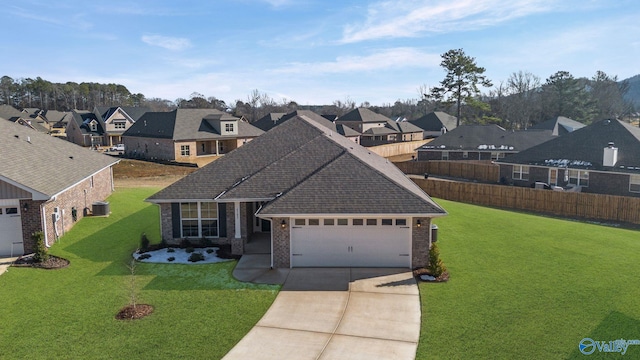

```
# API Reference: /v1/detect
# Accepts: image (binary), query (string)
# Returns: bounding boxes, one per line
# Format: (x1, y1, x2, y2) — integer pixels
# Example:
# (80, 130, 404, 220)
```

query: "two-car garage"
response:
(0, 200, 24, 257)
(290, 217, 412, 268)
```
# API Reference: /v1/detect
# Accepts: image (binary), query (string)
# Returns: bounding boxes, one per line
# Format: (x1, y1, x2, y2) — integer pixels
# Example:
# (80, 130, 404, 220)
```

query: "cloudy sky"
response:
(2, 0, 639, 106)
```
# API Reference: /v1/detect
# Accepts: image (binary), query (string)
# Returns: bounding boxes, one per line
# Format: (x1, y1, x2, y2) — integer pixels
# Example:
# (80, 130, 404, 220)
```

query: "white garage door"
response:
(290, 218, 411, 268)
(0, 201, 24, 257)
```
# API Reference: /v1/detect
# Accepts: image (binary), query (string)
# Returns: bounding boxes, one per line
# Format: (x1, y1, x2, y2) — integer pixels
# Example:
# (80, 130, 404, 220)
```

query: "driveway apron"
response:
(223, 267, 420, 360)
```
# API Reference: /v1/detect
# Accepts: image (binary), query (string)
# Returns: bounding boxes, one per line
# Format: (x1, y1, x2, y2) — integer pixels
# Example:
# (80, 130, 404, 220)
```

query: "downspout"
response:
(268, 218, 274, 269)
(41, 203, 49, 247)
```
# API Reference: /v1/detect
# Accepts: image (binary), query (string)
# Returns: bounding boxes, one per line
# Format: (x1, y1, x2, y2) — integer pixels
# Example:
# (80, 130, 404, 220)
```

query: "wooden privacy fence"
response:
(413, 178, 640, 225)
(395, 160, 500, 183)
(368, 140, 429, 158)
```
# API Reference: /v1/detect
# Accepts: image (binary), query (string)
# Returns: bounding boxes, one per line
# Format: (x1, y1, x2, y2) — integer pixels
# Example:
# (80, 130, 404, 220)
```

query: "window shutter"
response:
(171, 203, 181, 239)
(218, 203, 227, 237)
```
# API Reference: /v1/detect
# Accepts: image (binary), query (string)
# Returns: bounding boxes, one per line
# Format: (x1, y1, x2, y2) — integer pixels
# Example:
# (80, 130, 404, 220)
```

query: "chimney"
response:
(603, 142, 618, 167)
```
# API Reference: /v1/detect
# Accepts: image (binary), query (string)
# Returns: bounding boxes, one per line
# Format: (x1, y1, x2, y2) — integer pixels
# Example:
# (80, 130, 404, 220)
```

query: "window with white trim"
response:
(463, 151, 468, 159)
(225, 123, 234, 132)
(513, 165, 529, 180)
(114, 121, 126, 129)
(180, 145, 190, 156)
(630, 175, 640, 193)
(568, 170, 589, 187)
(294, 219, 305, 226)
(441, 151, 449, 160)
(180, 202, 218, 238)
(491, 152, 504, 160)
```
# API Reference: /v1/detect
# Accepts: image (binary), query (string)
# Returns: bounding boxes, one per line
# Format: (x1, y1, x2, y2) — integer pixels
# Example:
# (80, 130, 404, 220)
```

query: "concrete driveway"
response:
(223, 267, 420, 360)
(0, 257, 18, 276)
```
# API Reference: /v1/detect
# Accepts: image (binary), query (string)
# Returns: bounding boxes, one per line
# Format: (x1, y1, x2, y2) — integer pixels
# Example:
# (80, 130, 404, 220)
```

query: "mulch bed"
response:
(115, 304, 154, 320)
(12, 254, 70, 269)
(413, 267, 450, 282)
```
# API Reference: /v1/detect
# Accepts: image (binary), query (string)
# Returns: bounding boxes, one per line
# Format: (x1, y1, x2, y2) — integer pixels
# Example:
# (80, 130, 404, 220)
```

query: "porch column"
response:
(234, 201, 241, 238)
(216, 140, 220, 156)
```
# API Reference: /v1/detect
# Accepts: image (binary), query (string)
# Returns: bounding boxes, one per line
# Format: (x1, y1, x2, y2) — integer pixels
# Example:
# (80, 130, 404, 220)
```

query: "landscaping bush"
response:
(203, 238, 214, 247)
(185, 247, 195, 253)
(167, 257, 175, 262)
(206, 248, 214, 254)
(188, 253, 205, 262)
(167, 248, 175, 253)
(138, 254, 151, 260)
(140, 233, 150, 251)
(180, 238, 192, 248)
(32, 231, 49, 263)
(427, 243, 447, 277)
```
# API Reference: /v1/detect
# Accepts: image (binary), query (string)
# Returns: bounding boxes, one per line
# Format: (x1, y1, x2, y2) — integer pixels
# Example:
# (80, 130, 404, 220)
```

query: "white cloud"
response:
(272, 48, 440, 75)
(341, 0, 560, 43)
(141, 35, 192, 51)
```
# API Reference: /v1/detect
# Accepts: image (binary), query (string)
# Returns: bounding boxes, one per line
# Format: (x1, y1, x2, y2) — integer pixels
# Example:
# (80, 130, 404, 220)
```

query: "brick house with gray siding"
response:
(147, 115, 446, 269)
(0, 120, 118, 256)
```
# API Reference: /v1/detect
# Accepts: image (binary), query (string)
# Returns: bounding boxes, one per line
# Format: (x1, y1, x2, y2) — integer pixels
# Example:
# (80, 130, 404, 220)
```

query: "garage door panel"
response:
(0, 203, 24, 257)
(291, 224, 411, 268)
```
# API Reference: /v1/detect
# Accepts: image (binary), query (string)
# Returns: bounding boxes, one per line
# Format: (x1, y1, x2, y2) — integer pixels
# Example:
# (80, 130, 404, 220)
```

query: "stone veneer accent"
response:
(411, 217, 432, 268)
(272, 217, 290, 268)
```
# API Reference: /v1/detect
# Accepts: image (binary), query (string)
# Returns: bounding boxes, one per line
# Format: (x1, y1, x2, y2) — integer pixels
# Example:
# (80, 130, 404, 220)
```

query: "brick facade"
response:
(271, 217, 290, 268)
(19, 166, 114, 253)
(412, 217, 431, 268)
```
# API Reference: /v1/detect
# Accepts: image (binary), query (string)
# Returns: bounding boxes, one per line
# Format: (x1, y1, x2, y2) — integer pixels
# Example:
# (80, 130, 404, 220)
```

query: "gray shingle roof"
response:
(123, 109, 264, 141)
(337, 108, 392, 123)
(418, 124, 554, 152)
(0, 105, 24, 120)
(530, 116, 585, 135)
(148, 115, 445, 216)
(410, 112, 458, 132)
(252, 110, 360, 138)
(253, 113, 287, 131)
(71, 110, 104, 135)
(0, 120, 118, 198)
(498, 119, 640, 173)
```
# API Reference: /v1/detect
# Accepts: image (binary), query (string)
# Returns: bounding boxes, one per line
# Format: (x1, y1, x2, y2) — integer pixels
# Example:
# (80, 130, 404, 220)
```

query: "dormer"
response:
(220, 120, 238, 135)
(204, 113, 239, 135)
(89, 120, 98, 132)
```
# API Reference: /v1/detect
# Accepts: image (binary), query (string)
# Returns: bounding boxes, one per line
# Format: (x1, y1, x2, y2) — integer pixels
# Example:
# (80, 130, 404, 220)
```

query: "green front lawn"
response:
(417, 199, 640, 359)
(0, 188, 278, 360)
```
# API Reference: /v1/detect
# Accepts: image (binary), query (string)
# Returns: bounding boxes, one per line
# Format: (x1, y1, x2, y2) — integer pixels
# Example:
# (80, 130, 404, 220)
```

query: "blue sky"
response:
(2, 0, 639, 106)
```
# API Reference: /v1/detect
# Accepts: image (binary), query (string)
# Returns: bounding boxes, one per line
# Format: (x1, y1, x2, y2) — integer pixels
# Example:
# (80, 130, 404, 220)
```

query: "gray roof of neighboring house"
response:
(498, 119, 640, 174)
(0, 120, 118, 198)
(253, 110, 360, 138)
(148, 115, 445, 216)
(418, 124, 554, 152)
(42, 110, 71, 124)
(253, 113, 287, 132)
(337, 108, 392, 123)
(71, 110, 105, 135)
(529, 116, 586, 136)
(390, 120, 424, 134)
(122, 109, 264, 141)
(96, 106, 150, 122)
(0, 105, 25, 121)
(410, 111, 458, 132)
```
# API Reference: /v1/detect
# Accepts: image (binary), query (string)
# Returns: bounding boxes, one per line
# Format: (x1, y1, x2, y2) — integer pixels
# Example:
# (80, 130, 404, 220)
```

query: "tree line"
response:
(1, 54, 635, 128)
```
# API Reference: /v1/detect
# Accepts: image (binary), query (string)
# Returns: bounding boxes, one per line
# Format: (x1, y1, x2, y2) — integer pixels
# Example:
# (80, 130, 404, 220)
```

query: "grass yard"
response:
(0, 188, 278, 360)
(417, 199, 640, 359)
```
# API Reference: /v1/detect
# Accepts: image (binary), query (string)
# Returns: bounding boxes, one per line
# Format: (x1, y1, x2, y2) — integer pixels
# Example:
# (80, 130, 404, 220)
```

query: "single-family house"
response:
(335, 108, 423, 146)
(254, 110, 361, 143)
(0, 120, 118, 257)
(146, 114, 446, 268)
(0, 105, 50, 133)
(94, 106, 150, 147)
(122, 109, 264, 164)
(416, 124, 555, 161)
(496, 119, 640, 197)
(65, 110, 106, 148)
(409, 111, 458, 139)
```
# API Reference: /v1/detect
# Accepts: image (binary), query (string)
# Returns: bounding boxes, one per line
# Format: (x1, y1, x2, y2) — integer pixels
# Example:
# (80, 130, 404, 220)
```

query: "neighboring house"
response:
(416, 124, 555, 161)
(335, 108, 423, 146)
(0, 105, 49, 133)
(497, 119, 640, 197)
(65, 110, 106, 148)
(0, 120, 118, 257)
(146, 114, 446, 268)
(22, 108, 73, 138)
(94, 106, 150, 147)
(254, 110, 361, 143)
(529, 116, 585, 135)
(122, 109, 264, 164)
(409, 111, 458, 139)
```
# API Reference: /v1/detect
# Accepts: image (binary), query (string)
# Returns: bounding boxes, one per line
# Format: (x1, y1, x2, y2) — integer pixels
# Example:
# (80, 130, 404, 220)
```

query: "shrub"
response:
(203, 238, 214, 247)
(427, 243, 447, 277)
(185, 247, 195, 253)
(138, 254, 151, 260)
(206, 248, 214, 254)
(167, 257, 175, 262)
(140, 233, 150, 251)
(188, 253, 205, 262)
(180, 238, 192, 248)
(32, 231, 49, 263)
(167, 248, 175, 253)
